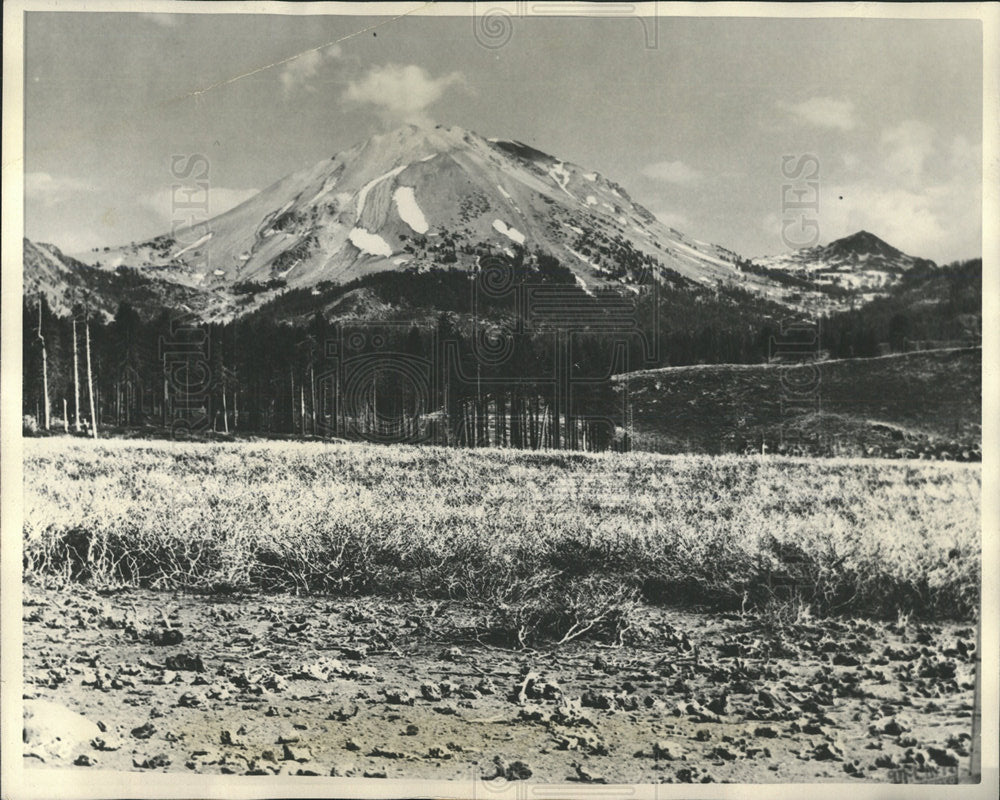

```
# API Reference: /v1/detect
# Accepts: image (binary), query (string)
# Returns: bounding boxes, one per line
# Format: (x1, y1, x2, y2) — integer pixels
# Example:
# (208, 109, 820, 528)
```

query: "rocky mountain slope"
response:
(745, 231, 938, 308)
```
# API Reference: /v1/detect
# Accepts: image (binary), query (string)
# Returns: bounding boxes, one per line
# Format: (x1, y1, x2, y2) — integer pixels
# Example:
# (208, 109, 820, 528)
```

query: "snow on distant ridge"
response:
(349, 227, 393, 257)
(492, 219, 525, 245)
(393, 186, 429, 234)
(172, 232, 212, 259)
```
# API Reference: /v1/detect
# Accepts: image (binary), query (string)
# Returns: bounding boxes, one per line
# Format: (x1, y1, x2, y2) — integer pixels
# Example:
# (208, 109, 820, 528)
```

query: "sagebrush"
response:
(22, 438, 980, 626)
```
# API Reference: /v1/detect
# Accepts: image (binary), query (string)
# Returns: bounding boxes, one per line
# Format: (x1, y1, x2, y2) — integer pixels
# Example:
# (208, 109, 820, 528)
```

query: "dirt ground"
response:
(21, 584, 977, 784)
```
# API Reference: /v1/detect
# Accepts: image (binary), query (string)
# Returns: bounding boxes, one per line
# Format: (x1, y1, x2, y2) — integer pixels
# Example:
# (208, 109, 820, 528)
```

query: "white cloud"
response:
(642, 160, 703, 184)
(342, 64, 463, 126)
(25, 172, 90, 207)
(139, 186, 258, 221)
(881, 120, 935, 185)
(279, 44, 342, 96)
(780, 97, 857, 131)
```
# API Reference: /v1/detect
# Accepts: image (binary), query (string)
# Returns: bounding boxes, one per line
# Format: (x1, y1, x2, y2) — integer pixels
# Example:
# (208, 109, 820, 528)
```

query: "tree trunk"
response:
(300, 381, 306, 437)
(310, 363, 316, 436)
(72, 318, 81, 432)
(62, 398, 68, 433)
(85, 315, 98, 438)
(37, 304, 50, 430)
(222, 380, 229, 434)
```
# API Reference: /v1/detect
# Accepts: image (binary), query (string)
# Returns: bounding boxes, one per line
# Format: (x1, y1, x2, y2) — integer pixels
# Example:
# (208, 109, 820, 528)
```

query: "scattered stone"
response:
(571, 761, 607, 783)
(404, 724, 419, 736)
(73, 754, 95, 767)
(328, 704, 359, 721)
(754, 726, 778, 738)
(148, 629, 184, 646)
(281, 743, 312, 762)
(653, 740, 674, 760)
(384, 689, 416, 706)
(133, 753, 171, 769)
(164, 653, 204, 672)
(131, 722, 157, 740)
(420, 683, 443, 702)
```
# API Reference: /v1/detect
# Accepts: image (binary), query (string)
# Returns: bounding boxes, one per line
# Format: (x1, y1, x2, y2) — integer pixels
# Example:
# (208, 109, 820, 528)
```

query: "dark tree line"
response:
(22, 255, 980, 450)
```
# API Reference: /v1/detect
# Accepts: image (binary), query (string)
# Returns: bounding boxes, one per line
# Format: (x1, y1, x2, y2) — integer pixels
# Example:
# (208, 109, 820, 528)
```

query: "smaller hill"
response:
(615, 347, 981, 460)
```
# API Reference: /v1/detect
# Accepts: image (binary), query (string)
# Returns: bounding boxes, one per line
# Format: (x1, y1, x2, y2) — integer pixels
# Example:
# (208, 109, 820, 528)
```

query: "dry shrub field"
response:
(20, 437, 982, 782)
(23, 437, 980, 633)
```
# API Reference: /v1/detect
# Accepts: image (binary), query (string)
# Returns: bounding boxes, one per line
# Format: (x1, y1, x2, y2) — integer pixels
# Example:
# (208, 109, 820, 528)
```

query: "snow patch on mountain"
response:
(349, 227, 393, 257)
(393, 186, 429, 234)
(356, 165, 408, 220)
(586, 195, 597, 206)
(549, 162, 575, 200)
(492, 219, 525, 245)
(172, 232, 212, 259)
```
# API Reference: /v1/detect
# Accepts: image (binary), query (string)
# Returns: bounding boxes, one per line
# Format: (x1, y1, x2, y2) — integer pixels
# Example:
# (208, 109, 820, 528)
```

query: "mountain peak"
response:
(826, 230, 901, 257)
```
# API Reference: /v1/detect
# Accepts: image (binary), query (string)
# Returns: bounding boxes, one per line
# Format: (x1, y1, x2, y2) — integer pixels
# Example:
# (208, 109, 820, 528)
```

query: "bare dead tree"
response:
(36, 303, 50, 430)
(85, 309, 98, 438)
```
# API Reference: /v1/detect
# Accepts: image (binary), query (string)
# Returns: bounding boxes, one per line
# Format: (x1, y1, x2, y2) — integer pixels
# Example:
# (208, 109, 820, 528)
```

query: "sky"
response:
(23, 10, 983, 264)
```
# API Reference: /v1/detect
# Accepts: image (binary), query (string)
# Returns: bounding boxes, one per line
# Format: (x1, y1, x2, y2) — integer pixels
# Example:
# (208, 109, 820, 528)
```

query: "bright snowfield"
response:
(492, 219, 526, 245)
(348, 227, 393, 257)
(393, 186, 429, 234)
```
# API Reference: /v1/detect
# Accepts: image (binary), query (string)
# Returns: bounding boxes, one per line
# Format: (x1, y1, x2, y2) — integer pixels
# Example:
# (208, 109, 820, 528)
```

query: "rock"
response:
(130, 722, 157, 740)
(23, 699, 102, 761)
(73, 754, 95, 766)
(571, 761, 606, 783)
(652, 740, 674, 760)
(327, 704, 359, 721)
(712, 744, 738, 761)
(90, 734, 123, 751)
(177, 691, 205, 708)
(486, 756, 532, 781)
(754, 726, 778, 738)
(384, 689, 416, 706)
(133, 753, 171, 769)
(344, 739, 361, 751)
(281, 743, 312, 762)
(404, 724, 419, 736)
(926, 747, 959, 768)
(581, 690, 614, 710)
(164, 653, 205, 672)
(812, 742, 844, 761)
(420, 683, 443, 702)
(148, 629, 184, 646)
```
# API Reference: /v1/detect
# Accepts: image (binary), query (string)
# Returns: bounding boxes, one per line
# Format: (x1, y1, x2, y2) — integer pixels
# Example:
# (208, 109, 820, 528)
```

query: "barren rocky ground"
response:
(22, 584, 977, 784)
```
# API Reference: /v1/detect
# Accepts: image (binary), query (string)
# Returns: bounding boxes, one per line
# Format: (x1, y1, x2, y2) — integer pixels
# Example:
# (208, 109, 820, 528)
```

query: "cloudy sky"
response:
(23, 11, 982, 263)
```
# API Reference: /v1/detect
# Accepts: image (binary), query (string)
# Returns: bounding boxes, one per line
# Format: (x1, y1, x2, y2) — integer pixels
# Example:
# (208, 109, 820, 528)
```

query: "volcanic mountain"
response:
(27, 126, 945, 321)
(66, 125, 751, 303)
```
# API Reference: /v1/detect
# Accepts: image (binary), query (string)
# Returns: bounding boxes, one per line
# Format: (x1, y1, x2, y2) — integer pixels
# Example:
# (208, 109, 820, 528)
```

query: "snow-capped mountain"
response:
(749, 230, 937, 296)
(71, 124, 750, 303)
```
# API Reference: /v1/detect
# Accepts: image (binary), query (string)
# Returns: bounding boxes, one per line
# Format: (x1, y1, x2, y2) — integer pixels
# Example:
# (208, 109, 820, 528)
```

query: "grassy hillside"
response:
(24, 438, 980, 628)
(616, 347, 980, 460)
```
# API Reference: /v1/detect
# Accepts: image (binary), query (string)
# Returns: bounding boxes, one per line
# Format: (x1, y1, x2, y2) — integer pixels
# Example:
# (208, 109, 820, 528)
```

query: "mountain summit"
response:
(73, 124, 745, 299)
(750, 230, 937, 297)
